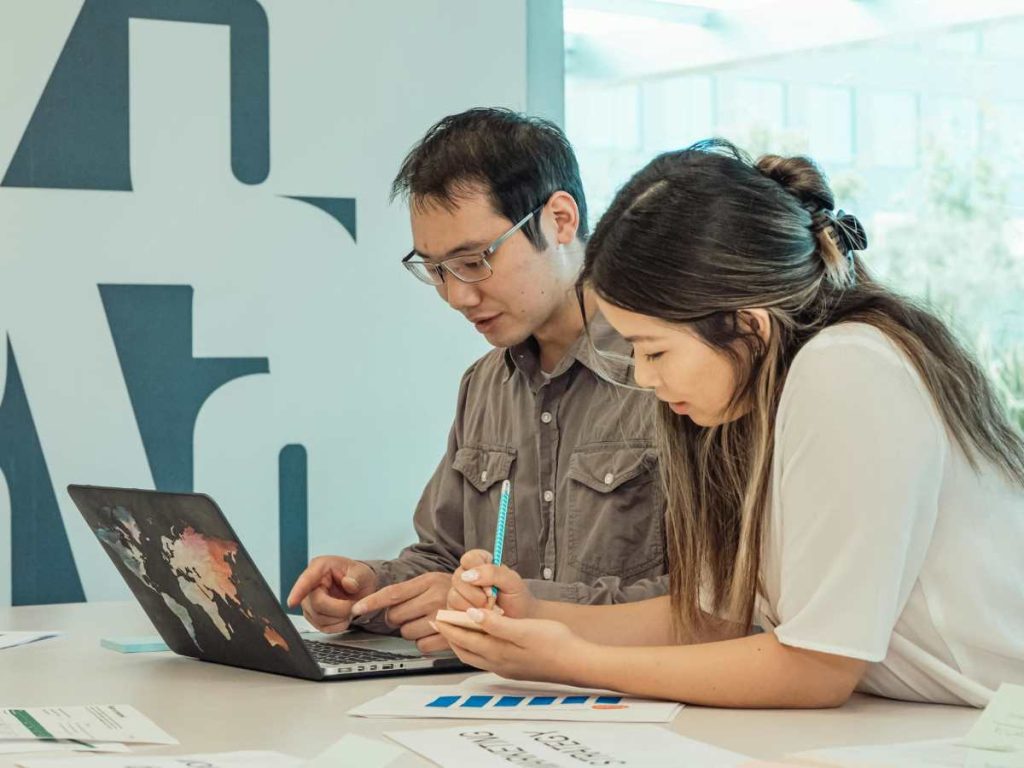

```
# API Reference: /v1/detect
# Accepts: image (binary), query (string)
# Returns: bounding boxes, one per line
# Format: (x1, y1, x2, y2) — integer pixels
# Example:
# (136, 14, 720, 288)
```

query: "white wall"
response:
(0, 0, 530, 604)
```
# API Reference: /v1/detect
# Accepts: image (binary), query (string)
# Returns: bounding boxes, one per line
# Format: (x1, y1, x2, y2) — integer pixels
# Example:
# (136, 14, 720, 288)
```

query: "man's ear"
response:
(738, 308, 772, 344)
(545, 190, 580, 246)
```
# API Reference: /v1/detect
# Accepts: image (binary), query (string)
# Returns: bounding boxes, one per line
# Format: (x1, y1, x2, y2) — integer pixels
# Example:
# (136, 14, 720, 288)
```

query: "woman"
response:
(433, 140, 1024, 708)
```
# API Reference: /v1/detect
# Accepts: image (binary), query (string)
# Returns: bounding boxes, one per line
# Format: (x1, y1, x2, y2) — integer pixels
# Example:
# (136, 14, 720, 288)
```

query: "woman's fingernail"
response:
(484, 552, 493, 563)
(467, 608, 484, 623)
(350, 602, 365, 616)
(428, 621, 439, 632)
(495, 606, 505, 616)
(461, 570, 479, 582)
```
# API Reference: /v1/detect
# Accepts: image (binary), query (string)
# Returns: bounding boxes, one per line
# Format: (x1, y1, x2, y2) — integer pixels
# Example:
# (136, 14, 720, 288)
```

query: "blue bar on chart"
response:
(424, 693, 625, 710)
(426, 696, 460, 708)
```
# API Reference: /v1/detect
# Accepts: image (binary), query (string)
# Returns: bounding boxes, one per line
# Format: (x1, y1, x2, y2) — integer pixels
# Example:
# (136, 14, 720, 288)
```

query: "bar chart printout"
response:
(348, 684, 684, 722)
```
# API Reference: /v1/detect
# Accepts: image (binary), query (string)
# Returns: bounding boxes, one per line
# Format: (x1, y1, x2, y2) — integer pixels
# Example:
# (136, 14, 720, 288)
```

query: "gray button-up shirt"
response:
(359, 315, 667, 629)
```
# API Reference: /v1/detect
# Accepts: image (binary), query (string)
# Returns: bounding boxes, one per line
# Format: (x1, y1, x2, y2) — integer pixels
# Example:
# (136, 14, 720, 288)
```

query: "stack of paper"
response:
(350, 674, 683, 723)
(387, 723, 751, 767)
(14, 752, 303, 768)
(0, 742, 130, 757)
(0, 705, 176, 757)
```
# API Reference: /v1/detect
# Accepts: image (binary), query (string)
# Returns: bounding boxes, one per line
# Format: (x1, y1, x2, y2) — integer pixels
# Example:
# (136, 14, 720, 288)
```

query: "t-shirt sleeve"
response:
(771, 329, 946, 661)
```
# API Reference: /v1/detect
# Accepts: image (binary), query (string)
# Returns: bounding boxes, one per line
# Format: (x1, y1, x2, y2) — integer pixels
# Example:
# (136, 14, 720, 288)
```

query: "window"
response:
(565, 1, 1024, 429)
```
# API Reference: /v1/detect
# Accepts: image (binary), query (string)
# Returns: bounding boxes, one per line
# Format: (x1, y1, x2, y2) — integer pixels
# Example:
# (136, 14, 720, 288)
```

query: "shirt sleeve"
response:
(354, 364, 476, 633)
(770, 329, 946, 661)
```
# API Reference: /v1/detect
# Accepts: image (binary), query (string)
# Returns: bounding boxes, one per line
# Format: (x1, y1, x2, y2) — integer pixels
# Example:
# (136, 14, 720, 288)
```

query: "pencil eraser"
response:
(100, 636, 170, 653)
(435, 609, 488, 632)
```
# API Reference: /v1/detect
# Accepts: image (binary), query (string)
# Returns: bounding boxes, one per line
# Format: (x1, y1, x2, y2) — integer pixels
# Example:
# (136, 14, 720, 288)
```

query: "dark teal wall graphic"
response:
(285, 197, 358, 242)
(99, 284, 269, 492)
(279, 444, 308, 611)
(2, 0, 270, 190)
(2, 1, 359, 605)
(0, 339, 86, 605)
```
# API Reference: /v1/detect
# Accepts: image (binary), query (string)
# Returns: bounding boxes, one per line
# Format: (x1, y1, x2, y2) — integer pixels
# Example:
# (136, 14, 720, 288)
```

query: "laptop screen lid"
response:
(68, 484, 323, 680)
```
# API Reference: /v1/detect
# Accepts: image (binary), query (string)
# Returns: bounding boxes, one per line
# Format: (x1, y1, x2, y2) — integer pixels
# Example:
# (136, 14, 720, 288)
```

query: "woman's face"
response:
(596, 297, 762, 427)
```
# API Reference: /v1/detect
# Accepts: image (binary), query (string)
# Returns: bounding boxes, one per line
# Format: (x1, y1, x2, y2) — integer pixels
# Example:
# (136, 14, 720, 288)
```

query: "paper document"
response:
(0, 705, 177, 745)
(350, 679, 682, 723)
(14, 751, 303, 768)
(0, 632, 60, 651)
(306, 734, 404, 768)
(0, 741, 130, 756)
(961, 683, 1024, 753)
(789, 737, 1024, 767)
(388, 723, 751, 768)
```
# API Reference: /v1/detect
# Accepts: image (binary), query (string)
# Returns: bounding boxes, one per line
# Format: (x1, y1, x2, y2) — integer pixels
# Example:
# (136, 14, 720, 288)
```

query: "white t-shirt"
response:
(755, 323, 1024, 707)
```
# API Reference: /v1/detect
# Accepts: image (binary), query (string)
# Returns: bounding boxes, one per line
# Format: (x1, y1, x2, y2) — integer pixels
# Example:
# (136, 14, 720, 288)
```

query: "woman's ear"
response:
(738, 308, 772, 345)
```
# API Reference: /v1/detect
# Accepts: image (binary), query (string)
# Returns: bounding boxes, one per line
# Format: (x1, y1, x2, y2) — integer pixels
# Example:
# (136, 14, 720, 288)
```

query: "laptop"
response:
(67, 484, 468, 681)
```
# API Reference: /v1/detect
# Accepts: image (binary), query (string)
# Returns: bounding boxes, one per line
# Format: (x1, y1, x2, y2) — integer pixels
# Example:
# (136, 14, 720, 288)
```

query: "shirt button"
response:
(543, 490, 554, 503)
(604, 472, 614, 485)
(542, 567, 553, 580)
(540, 411, 553, 424)
(481, 470, 488, 483)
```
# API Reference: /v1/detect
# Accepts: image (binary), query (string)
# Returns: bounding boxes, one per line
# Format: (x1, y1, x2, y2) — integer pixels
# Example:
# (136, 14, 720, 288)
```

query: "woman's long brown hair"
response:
(581, 139, 1024, 638)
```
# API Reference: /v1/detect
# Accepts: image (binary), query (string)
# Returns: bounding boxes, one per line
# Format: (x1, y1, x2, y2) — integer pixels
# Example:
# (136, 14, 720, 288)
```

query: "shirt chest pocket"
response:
(566, 442, 665, 580)
(452, 445, 518, 567)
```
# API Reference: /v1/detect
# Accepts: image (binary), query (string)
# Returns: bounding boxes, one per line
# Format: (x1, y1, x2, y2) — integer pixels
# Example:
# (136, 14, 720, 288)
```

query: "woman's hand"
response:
(434, 608, 598, 686)
(447, 549, 538, 620)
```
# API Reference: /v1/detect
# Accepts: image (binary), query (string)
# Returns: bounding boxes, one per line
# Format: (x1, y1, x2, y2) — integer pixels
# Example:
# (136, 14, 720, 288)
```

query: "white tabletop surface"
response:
(0, 601, 978, 766)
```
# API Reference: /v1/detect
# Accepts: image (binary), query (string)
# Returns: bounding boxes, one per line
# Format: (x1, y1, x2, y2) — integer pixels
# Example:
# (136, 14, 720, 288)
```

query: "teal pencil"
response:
(489, 479, 511, 607)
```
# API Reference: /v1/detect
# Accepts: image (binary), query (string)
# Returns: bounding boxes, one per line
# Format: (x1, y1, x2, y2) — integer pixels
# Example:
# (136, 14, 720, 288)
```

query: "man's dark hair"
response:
(391, 107, 588, 250)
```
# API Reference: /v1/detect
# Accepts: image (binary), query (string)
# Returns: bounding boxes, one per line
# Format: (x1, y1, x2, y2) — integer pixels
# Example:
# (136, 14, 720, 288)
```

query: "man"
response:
(288, 108, 665, 652)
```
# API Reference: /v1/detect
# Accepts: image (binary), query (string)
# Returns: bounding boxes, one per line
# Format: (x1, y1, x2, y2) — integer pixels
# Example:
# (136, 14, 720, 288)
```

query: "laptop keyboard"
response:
(304, 639, 417, 666)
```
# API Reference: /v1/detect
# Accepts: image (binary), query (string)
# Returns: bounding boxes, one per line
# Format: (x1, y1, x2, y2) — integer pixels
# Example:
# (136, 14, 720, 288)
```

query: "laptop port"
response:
(382, 664, 394, 670)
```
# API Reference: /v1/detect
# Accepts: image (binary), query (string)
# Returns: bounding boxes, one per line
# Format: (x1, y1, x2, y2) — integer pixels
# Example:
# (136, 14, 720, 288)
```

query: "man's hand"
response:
(287, 556, 378, 634)
(352, 572, 453, 654)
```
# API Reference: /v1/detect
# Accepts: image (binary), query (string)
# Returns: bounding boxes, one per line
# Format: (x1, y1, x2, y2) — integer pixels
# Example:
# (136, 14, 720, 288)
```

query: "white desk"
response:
(1, 601, 976, 765)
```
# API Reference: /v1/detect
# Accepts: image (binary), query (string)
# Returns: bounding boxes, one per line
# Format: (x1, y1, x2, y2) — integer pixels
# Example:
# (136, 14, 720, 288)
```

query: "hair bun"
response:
(755, 154, 834, 215)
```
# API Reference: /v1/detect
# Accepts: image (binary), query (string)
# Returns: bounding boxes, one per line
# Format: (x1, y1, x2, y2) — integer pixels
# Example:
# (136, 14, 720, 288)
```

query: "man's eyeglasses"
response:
(401, 205, 543, 286)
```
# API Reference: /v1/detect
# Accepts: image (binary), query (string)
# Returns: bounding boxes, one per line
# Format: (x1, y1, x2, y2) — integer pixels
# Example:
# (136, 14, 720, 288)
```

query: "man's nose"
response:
(443, 276, 482, 311)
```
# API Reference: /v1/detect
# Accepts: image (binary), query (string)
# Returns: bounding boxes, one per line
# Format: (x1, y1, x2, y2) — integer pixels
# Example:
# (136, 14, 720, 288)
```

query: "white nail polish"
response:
(461, 570, 479, 582)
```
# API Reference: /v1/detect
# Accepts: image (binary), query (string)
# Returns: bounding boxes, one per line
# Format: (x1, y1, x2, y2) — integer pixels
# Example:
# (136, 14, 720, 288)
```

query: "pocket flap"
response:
(453, 446, 516, 492)
(567, 443, 657, 493)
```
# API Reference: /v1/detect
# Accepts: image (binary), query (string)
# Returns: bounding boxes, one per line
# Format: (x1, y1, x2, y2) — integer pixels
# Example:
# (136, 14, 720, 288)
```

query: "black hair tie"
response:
(830, 210, 868, 254)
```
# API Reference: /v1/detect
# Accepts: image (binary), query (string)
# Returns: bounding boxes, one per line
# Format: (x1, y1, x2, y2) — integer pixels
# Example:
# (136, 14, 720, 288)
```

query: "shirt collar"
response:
(501, 310, 631, 384)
